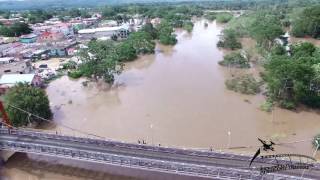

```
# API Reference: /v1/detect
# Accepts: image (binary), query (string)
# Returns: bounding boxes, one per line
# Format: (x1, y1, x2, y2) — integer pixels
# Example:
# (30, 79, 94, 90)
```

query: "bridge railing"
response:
(0, 139, 305, 180)
(1, 127, 318, 171)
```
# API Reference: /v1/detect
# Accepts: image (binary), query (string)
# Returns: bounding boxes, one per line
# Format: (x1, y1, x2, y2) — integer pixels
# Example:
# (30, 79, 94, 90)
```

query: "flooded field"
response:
(2, 20, 320, 179)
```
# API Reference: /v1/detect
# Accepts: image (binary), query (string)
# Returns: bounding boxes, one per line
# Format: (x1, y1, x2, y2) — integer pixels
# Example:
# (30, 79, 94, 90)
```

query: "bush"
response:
(68, 70, 83, 79)
(182, 21, 194, 33)
(260, 100, 274, 112)
(219, 51, 250, 68)
(225, 74, 261, 95)
(204, 12, 217, 21)
(62, 61, 77, 70)
(217, 29, 242, 50)
(279, 100, 296, 110)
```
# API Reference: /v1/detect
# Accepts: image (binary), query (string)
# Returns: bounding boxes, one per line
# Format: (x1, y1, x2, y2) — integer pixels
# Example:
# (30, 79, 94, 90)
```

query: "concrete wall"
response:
(0, 150, 15, 164)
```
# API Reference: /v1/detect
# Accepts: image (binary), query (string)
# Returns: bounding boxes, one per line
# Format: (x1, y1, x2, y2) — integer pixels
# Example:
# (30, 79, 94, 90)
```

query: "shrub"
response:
(68, 70, 83, 79)
(260, 100, 274, 112)
(217, 29, 242, 50)
(219, 51, 250, 68)
(216, 12, 233, 23)
(225, 74, 261, 95)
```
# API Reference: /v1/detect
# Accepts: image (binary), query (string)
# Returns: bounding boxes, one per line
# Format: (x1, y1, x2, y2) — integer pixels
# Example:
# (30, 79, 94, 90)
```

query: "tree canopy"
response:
(217, 29, 242, 50)
(291, 5, 320, 38)
(249, 12, 284, 49)
(78, 40, 123, 84)
(0, 22, 32, 37)
(4, 83, 52, 127)
(157, 20, 177, 45)
(264, 42, 320, 109)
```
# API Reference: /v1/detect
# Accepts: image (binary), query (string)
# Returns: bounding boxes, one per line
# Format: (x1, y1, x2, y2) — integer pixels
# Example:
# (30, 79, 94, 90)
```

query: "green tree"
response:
(217, 29, 242, 50)
(264, 45, 320, 109)
(249, 12, 284, 49)
(78, 39, 123, 84)
(157, 20, 177, 45)
(141, 23, 158, 39)
(0, 22, 32, 37)
(4, 83, 52, 127)
(116, 42, 137, 62)
(102, 6, 116, 18)
(216, 12, 233, 23)
(127, 31, 155, 54)
(182, 21, 194, 33)
(291, 5, 320, 38)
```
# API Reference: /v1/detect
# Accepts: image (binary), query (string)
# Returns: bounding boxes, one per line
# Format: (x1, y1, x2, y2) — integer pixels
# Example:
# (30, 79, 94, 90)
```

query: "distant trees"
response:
(217, 29, 242, 50)
(204, 12, 233, 23)
(204, 12, 217, 21)
(23, 10, 53, 24)
(291, 5, 320, 38)
(0, 22, 32, 37)
(4, 83, 52, 127)
(102, 6, 117, 18)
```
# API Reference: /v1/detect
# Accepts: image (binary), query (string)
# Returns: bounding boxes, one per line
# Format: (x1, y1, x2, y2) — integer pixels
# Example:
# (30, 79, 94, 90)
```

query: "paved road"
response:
(0, 128, 319, 179)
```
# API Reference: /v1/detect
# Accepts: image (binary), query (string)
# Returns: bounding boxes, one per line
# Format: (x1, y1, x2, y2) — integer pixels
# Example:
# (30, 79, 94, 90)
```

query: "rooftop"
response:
(0, 57, 15, 63)
(78, 24, 129, 34)
(20, 34, 38, 39)
(0, 74, 35, 85)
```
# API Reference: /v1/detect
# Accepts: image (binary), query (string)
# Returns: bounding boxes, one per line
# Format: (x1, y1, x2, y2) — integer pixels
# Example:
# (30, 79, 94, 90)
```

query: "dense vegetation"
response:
(4, 83, 52, 127)
(291, 5, 320, 38)
(248, 11, 284, 49)
(264, 42, 320, 109)
(157, 20, 177, 45)
(216, 12, 233, 23)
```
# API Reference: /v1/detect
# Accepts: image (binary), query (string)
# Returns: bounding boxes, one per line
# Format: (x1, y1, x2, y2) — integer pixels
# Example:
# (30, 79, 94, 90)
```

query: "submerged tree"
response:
(78, 39, 123, 84)
(157, 20, 177, 45)
(217, 29, 242, 50)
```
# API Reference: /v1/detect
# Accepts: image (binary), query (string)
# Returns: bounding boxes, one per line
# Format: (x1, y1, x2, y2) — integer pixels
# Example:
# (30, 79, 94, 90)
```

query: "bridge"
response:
(1, 127, 320, 179)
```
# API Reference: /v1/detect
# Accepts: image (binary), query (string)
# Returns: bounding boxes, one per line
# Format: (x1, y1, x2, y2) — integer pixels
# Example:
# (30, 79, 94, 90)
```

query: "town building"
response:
(19, 34, 38, 44)
(0, 74, 43, 93)
(78, 24, 130, 39)
(0, 57, 33, 75)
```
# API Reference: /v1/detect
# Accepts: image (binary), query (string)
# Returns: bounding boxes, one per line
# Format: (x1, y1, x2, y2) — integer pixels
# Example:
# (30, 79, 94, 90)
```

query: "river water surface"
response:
(2, 20, 320, 180)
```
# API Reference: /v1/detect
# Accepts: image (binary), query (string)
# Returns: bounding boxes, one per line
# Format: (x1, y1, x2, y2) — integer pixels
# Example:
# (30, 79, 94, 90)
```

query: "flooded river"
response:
(2, 20, 320, 179)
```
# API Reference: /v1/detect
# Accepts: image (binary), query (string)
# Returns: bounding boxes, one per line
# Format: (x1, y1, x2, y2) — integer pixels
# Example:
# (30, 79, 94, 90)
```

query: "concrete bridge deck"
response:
(0, 127, 319, 179)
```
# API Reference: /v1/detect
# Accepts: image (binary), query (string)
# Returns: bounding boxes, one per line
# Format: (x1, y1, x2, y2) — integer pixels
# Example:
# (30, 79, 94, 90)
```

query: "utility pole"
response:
(227, 130, 231, 149)
(0, 101, 12, 128)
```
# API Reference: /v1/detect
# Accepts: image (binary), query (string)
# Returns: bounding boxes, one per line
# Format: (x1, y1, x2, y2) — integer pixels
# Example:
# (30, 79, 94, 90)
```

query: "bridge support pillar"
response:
(0, 150, 15, 165)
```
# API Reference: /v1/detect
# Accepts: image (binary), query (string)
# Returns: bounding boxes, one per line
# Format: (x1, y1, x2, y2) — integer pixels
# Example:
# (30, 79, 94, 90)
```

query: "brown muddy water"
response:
(2, 20, 320, 180)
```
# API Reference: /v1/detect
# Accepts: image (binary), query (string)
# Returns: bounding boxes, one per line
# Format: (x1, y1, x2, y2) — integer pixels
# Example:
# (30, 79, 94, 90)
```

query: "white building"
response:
(78, 24, 130, 39)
